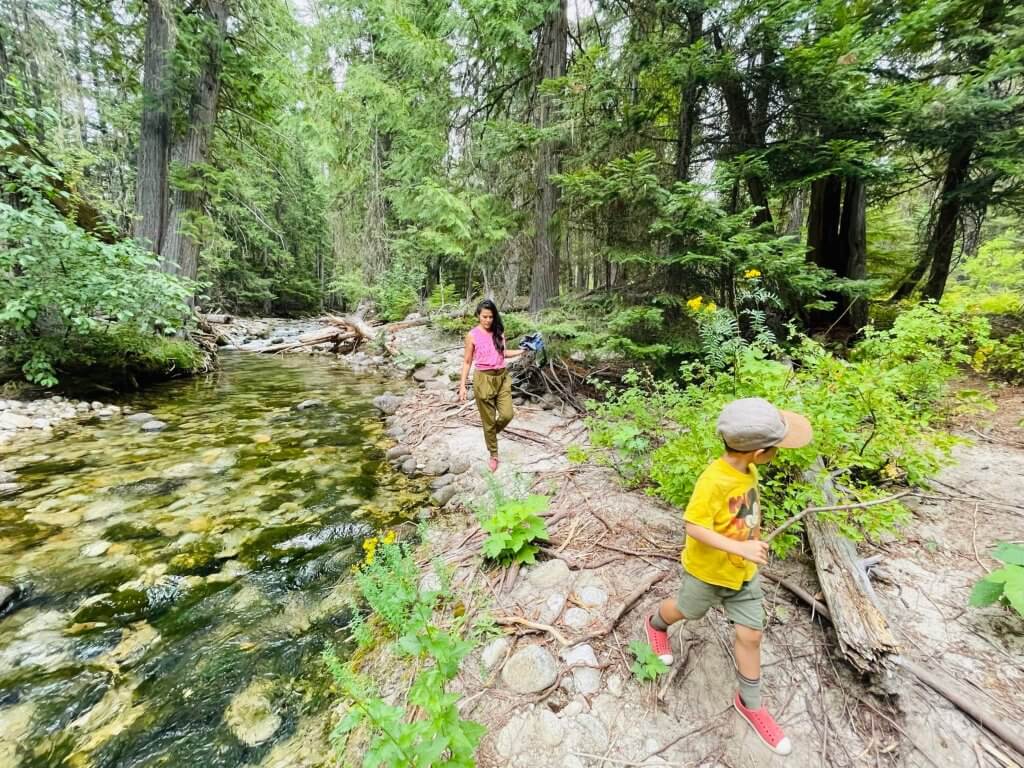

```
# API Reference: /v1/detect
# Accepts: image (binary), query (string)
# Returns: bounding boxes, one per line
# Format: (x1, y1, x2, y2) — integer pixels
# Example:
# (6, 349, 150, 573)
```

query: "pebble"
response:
(576, 585, 608, 608)
(538, 592, 567, 624)
(501, 645, 558, 694)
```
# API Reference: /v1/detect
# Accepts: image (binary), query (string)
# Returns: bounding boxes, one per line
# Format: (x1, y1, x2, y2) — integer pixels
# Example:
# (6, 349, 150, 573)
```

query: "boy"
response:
(644, 397, 812, 756)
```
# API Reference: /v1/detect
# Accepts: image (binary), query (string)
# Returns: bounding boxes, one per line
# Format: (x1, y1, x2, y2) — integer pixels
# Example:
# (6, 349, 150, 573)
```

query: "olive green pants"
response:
(473, 368, 513, 457)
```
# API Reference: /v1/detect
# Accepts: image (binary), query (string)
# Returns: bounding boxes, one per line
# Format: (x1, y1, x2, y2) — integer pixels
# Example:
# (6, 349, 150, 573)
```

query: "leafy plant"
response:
(628, 640, 668, 681)
(969, 543, 1024, 618)
(352, 537, 420, 635)
(479, 491, 550, 566)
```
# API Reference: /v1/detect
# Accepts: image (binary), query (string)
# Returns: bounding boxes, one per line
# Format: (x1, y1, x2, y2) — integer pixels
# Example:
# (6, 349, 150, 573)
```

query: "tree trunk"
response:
(838, 178, 868, 330)
(674, 9, 704, 184)
(160, 0, 228, 285)
(529, 0, 567, 313)
(782, 188, 805, 237)
(920, 137, 976, 302)
(806, 175, 843, 272)
(133, 0, 174, 254)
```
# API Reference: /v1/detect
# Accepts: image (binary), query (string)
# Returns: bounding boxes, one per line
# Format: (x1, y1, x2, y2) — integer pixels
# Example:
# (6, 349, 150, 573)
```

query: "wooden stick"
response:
(764, 491, 913, 544)
(494, 615, 571, 646)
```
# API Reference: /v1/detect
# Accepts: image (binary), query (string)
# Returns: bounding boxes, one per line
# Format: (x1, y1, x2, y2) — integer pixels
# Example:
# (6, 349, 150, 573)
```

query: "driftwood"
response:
(802, 464, 898, 677)
(200, 313, 234, 325)
(763, 572, 1024, 761)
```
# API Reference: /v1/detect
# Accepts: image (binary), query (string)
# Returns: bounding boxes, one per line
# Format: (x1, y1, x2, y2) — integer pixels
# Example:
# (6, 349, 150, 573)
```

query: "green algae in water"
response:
(0, 353, 418, 767)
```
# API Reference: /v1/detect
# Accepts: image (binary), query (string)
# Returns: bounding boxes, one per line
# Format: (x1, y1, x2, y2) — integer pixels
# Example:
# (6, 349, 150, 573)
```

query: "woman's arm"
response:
(458, 334, 474, 401)
(685, 522, 769, 565)
(504, 348, 524, 359)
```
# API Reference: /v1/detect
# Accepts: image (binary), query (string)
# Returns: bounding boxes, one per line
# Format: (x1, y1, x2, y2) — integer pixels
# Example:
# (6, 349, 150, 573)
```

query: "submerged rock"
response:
(125, 412, 155, 423)
(141, 420, 168, 432)
(111, 477, 184, 498)
(225, 680, 282, 746)
(104, 522, 161, 541)
(167, 539, 221, 576)
(73, 589, 150, 625)
(0, 583, 20, 614)
(295, 399, 324, 410)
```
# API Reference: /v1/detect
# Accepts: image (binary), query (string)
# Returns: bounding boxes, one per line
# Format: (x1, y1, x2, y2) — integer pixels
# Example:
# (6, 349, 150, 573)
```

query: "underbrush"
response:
(584, 304, 992, 554)
(324, 534, 489, 767)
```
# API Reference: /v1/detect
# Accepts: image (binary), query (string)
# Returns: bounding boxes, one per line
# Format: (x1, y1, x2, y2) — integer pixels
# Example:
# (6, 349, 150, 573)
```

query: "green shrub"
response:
(969, 543, 1024, 619)
(476, 479, 550, 566)
(353, 536, 419, 635)
(589, 304, 989, 554)
(983, 332, 1024, 384)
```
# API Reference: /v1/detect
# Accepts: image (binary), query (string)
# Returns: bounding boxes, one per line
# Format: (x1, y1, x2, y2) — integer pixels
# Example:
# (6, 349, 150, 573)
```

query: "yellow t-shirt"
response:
(682, 458, 761, 590)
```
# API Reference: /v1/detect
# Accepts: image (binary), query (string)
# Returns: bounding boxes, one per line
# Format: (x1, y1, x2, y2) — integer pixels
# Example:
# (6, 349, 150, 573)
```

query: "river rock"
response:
(424, 380, 450, 391)
(430, 474, 454, 490)
(81, 540, 112, 558)
(563, 607, 591, 630)
(0, 482, 24, 498)
(501, 644, 558, 694)
(421, 458, 449, 476)
(538, 592, 567, 624)
(0, 583, 19, 613)
(32, 418, 51, 430)
(528, 559, 572, 590)
(225, 680, 281, 747)
(430, 485, 457, 507)
(412, 365, 437, 382)
(0, 470, 15, 483)
(448, 458, 471, 475)
(126, 412, 154, 423)
(481, 637, 511, 670)
(0, 412, 32, 429)
(386, 445, 410, 460)
(561, 644, 601, 695)
(295, 399, 324, 410)
(104, 522, 161, 541)
(102, 622, 160, 669)
(384, 426, 405, 439)
(576, 585, 608, 608)
(141, 420, 168, 432)
(372, 393, 401, 415)
(400, 458, 417, 475)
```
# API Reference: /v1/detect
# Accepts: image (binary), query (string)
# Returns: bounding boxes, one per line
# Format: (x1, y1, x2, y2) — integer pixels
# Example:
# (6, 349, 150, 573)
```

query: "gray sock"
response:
(738, 672, 761, 709)
(650, 608, 669, 631)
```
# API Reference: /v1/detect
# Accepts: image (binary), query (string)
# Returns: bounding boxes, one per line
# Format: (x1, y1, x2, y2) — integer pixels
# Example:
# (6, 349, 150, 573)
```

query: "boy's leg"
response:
(645, 572, 713, 664)
(725, 577, 791, 755)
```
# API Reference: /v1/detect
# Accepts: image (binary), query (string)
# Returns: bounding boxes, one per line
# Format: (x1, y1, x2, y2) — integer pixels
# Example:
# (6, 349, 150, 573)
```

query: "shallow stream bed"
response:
(0, 353, 424, 767)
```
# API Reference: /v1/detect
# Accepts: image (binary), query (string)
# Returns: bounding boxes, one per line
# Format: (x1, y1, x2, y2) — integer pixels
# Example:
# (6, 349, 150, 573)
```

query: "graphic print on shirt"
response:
(725, 485, 761, 568)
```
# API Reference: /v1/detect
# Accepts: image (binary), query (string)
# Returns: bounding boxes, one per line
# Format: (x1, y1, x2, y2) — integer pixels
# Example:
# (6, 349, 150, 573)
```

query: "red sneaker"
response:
(643, 615, 673, 665)
(488, 457, 499, 472)
(734, 692, 792, 755)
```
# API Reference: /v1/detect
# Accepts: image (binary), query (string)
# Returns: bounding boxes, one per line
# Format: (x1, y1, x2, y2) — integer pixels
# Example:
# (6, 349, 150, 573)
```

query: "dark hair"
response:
(476, 299, 505, 354)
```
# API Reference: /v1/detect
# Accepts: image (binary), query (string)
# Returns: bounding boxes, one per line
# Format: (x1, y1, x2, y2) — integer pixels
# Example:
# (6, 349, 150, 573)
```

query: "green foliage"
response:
(352, 538, 420, 636)
(628, 640, 668, 682)
(983, 333, 1024, 384)
(969, 543, 1024, 619)
(589, 304, 988, 553)
(327, 536, 485, 766)
(0, 102, 197, 386)
(479, 489, 550, 566)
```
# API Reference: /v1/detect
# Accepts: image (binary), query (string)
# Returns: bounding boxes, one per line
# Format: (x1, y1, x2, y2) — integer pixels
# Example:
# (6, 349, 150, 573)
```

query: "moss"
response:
(166, 539, 221, 576)
(73, 589, 150, 624)
(104, 522, 161, 541)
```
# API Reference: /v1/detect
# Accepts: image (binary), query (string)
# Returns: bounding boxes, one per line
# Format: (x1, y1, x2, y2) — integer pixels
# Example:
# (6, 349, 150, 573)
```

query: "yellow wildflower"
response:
(686, 296, 703, 311)
(362, 537, 378, 565)
(744, 269, 762, 279)
(382, 530, 397, 545)
(704, 302, 717, 313)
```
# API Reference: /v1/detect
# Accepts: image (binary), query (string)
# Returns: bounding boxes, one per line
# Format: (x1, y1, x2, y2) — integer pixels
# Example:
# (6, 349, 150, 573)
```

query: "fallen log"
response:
(802, 464, 898, 677)
(201, 313, 234, 325)
(763, 572, 1024, 762)
(259, 326, 357, 353)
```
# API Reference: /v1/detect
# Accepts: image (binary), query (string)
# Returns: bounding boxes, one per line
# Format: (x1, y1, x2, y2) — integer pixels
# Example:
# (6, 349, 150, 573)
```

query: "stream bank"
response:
(344, 320, 1024, 768)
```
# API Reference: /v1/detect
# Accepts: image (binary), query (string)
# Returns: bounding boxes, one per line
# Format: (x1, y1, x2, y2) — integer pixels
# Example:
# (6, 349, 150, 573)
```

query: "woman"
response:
(458, 300, 523, 471)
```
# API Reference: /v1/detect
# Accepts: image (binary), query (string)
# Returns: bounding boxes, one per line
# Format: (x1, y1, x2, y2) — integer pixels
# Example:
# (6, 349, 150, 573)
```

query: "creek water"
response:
(0, 353, 425, 767)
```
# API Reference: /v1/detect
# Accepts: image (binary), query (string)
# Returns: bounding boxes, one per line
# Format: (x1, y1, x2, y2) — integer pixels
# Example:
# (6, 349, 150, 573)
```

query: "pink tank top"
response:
(470, 326, 506, 371)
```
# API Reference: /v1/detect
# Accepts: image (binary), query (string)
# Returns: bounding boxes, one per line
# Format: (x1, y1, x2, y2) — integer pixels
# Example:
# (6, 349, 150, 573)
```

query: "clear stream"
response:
(0, 353, 425, 767)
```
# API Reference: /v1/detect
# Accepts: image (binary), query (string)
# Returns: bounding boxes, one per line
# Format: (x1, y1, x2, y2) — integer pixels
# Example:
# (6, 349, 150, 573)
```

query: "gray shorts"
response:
(676, 570, 765, 630)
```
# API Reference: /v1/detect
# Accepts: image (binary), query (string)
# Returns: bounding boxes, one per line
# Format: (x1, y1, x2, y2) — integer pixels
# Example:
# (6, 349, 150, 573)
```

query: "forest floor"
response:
(332, 321, 1024, 768)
